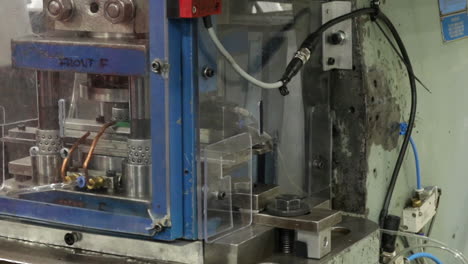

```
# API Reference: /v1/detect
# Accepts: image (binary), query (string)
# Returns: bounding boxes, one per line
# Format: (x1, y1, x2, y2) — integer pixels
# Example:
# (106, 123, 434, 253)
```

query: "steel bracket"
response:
(322, 1, 353, 71)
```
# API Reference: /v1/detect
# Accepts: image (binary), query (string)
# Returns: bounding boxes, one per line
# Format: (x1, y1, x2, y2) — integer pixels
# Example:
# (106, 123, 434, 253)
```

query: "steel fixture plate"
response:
(255, 208, 342, 233)
(322, 1, 353, 71)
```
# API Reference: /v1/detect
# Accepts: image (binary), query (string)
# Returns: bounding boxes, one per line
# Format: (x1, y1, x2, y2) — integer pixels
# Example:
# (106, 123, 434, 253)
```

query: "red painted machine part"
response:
(178, 0, 222, 18)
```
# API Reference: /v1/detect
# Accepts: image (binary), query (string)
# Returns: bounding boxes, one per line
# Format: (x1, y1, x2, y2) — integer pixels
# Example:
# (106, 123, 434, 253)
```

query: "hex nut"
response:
(275, 194, 302, 211)
(104, 0, 135, 24)
(46, 0, 74, 21)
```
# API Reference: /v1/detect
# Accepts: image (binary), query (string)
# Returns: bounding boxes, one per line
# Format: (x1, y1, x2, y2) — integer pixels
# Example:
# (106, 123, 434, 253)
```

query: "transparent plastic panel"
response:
(203, 133, 252, 242)
(198, 1, 329, 237)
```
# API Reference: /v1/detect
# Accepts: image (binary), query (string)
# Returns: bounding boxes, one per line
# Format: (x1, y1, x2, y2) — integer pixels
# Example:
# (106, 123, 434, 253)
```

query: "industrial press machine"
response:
(0, 1, 380, 263)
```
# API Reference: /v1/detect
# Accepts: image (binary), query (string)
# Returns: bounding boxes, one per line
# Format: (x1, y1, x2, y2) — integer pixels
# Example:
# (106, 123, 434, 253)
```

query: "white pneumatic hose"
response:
(207, 28, 284, 90)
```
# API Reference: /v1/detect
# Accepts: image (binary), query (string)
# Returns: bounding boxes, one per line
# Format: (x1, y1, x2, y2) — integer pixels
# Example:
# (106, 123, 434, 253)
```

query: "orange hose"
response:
(61, 131, 91, 181)
(82, 121, 116, 180)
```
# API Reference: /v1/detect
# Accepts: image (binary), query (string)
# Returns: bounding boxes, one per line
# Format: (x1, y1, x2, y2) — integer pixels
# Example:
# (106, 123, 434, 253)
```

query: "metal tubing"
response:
(37, 71, 60, 130)
(129, 77, 150, 139)
(61, 132, 90, 181)
(83, 121, 116, 180)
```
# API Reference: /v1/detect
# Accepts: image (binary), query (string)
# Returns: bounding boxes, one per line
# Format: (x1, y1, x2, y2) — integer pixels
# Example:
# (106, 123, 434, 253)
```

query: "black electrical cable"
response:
(205, 5, 418, 229)
(276, 7, 418, 228)
(280, 8, 378, 84)
(374, 11, 417, 228)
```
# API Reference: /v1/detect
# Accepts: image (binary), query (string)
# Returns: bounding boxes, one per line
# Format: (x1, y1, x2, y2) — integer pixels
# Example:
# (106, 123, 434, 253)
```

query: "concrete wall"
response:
(354, 0, 468, 254)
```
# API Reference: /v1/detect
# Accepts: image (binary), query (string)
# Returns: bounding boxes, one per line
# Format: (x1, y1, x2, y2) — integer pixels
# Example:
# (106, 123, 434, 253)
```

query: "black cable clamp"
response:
(279, 85, 290, 96)
(370, 1, 380, 21)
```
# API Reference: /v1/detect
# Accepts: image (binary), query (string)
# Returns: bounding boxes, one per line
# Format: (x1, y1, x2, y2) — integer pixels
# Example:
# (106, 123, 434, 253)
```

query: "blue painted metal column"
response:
(181, 19, 199, 239)
(149, 0, 199, 240)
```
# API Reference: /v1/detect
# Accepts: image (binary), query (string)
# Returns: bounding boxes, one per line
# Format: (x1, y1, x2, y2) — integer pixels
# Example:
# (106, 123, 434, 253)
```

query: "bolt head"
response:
(106, 3, 121, 18)
(46, 0, 74, 21)
(154, 224, 163, 233)
(104, 0, 135, 24)
(192, 6, 197, 14)
(203, 67, 215, 78)
(329, 31, 347, 45)
(48, 1, 62, 15)
(275, 194, 302, 211)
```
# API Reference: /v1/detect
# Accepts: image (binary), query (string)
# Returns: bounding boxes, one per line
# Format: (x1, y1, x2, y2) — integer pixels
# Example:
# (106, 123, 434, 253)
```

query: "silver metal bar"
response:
(129, 77, 150, 139)
(58, 99, 66, 137)
(37, 71, 60, 130)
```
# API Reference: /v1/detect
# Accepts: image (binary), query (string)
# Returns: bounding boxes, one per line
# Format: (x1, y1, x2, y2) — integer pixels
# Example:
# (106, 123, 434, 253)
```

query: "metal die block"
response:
(322, 1, 353, 71)
(296, 228, 332, 259)
(255, 208, 342, 233)
(204, 225, 275, 264)
(233, 184, 280, 211)
(44, 0, 149, 34)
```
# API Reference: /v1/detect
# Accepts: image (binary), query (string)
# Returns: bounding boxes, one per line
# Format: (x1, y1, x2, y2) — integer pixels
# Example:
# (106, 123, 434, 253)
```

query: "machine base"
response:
(0, 218, 203, 264)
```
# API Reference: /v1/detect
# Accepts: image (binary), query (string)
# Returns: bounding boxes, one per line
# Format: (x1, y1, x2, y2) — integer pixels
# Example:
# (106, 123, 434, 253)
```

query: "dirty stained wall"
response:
(353, 0, 468, 255)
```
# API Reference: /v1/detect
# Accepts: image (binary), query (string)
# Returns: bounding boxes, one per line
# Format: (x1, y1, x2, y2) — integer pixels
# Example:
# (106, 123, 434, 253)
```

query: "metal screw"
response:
(418, 212, 423, 216)
(46, 0, 74, 21)
(48, 0, 61, 15)
(312, 159, 324, 169)
(106, 3, 121, 18)
(202, 67, 215, 78)
(151, 60, 161, 73)
(104, 0, 135, 24)
(217, 192, 226, 200)
(323, 236, 329, 248)
(327, 57, 336, 66)
(412, 213, 417, 218)
(329, 31, 347, 45)
(154, 224, 163, 233)
(192, 6, 197, 14)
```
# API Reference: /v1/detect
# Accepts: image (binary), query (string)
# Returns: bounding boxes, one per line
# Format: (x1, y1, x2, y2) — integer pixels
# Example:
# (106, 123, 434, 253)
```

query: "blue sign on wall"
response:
(441, 13, 468, 41)
(439, 0, 467, 16)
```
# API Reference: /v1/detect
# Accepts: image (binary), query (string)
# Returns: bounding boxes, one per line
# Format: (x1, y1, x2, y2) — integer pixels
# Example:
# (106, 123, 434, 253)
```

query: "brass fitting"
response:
(87, 176, 106, 190)
(64, 173, 79, 184)
(411, 198, 422, 208)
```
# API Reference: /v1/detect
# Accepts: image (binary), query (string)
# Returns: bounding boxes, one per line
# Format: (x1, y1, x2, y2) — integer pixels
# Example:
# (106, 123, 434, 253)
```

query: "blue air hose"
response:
(400, 123, 422, 190)
(407, 252, 443, 264)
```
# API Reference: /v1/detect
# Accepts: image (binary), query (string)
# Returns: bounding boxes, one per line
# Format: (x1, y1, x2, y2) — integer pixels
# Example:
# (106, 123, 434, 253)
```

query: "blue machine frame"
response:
(0, 0, 199, 241)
